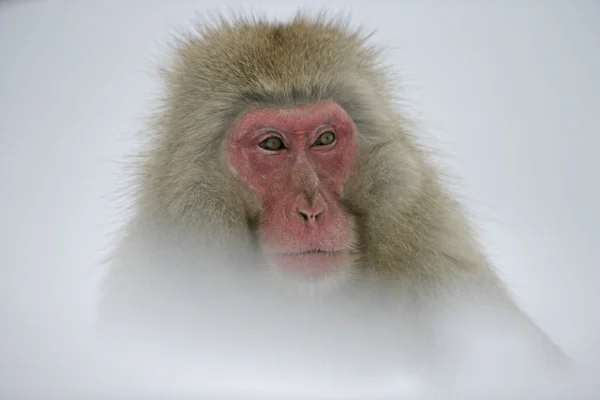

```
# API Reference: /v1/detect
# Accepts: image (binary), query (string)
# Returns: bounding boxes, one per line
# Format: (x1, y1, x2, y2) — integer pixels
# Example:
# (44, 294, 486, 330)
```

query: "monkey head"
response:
(138, 16, 425, 289)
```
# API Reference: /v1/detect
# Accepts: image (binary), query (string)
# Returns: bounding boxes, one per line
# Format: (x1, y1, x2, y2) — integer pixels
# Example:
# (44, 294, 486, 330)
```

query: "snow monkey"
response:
(99, 13, 570, 391)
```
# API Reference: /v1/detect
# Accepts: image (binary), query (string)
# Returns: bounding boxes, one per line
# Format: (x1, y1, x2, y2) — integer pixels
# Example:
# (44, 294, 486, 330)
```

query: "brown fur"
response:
(100, 13, 566, 365)
(134, 14, 495, 293)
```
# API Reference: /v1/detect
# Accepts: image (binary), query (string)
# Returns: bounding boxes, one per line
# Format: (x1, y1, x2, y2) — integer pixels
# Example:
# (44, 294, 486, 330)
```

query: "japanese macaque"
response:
(99, 13, 570, 394)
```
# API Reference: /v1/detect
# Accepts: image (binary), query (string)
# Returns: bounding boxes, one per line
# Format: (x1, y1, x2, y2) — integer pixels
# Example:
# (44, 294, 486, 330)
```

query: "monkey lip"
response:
(272, 249, 348, 277)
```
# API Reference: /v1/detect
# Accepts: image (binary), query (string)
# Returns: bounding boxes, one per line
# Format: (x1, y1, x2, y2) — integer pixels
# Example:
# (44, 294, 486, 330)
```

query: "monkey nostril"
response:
(298, 210, 309, 221)
(296, 208, 324, 224)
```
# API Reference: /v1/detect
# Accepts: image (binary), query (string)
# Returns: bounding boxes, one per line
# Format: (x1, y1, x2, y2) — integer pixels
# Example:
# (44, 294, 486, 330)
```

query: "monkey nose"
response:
(296, 207, 324, 226)
(293, 192, 326, 226)
(294, 195, 325, 226)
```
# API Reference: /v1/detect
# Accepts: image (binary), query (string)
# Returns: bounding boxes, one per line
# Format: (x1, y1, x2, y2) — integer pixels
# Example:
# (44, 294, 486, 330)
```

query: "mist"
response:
(1, 0, 599, 398)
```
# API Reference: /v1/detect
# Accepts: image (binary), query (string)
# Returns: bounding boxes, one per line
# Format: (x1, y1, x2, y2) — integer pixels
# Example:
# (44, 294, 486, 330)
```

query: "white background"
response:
(1, 0, 598, 396)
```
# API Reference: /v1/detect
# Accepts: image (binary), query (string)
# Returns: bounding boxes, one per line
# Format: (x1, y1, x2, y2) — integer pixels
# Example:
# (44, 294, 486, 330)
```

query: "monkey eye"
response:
(259, 136, 285, 151)
(313, 131, 336, 146)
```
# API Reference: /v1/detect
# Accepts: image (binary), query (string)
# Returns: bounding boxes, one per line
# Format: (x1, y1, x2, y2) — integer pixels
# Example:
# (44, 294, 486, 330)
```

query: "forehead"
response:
(229, 100, 354, 137)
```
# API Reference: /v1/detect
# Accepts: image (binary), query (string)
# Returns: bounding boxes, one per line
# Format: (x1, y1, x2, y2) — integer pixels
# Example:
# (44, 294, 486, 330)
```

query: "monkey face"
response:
(226, 100, 359, 282)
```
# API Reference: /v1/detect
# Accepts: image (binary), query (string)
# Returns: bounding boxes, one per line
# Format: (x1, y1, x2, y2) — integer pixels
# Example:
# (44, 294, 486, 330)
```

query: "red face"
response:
(226, 101, 358, 280)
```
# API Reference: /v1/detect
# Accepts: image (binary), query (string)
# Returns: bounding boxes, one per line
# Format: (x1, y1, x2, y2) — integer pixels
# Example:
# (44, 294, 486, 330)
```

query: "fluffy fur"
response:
(121, 14, 495, 291)
(99, 13, 567, 372)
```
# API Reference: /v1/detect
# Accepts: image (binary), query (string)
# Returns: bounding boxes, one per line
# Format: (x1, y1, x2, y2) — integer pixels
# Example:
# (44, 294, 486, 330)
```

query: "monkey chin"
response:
(275, 250, 347, 277)
(263, 250, 357, 297)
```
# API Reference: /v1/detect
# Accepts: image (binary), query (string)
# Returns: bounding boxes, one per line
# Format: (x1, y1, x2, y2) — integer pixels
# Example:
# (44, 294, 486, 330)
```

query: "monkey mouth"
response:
(276, 249, 344, 256)
(271, 249, 348, 277)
